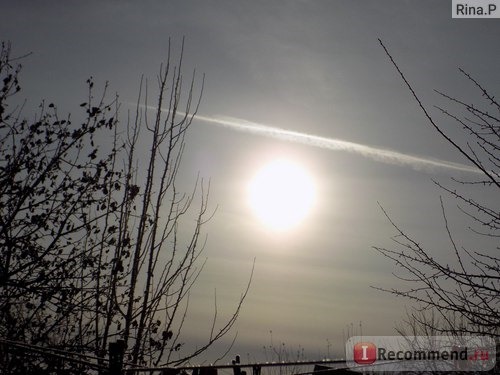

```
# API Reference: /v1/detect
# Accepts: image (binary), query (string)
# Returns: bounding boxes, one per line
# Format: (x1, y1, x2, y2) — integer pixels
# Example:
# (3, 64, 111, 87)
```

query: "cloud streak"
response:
(193, 114, 481, 174)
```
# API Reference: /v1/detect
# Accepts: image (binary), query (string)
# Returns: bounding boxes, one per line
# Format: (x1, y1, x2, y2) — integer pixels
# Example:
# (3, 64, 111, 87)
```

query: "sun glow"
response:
(248, 159, 316, 231)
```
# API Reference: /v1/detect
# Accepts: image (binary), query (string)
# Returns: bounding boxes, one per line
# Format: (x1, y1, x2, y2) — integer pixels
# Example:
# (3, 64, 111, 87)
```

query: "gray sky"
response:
(2, 0, 499, 363)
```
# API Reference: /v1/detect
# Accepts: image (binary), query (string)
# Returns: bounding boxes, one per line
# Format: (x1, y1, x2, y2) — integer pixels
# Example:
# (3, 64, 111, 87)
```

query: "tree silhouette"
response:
(0, 41, 252, 374)
(374, 40, 499, 339)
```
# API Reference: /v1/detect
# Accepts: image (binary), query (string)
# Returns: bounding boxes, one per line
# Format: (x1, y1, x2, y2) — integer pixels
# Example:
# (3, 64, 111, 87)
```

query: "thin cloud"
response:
(135, 102, 480, 174)
(193, 114, 481, 174)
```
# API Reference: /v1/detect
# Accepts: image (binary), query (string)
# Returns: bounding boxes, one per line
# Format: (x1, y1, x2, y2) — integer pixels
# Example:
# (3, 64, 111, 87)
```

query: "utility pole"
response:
(109, 340, 125, 375)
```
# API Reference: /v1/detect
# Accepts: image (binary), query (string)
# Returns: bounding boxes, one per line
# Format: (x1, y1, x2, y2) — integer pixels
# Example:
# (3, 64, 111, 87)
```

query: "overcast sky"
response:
(2, 0, 499, 363)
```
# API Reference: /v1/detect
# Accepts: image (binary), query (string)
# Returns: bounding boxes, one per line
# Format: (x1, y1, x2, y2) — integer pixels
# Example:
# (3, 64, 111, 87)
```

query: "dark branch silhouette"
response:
(374, 40, 499, 338)
(0, 40, 252, 374)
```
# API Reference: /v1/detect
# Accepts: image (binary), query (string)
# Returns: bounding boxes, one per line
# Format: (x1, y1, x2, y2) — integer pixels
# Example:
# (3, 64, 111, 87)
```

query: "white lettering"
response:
(361, 345, 368, 361)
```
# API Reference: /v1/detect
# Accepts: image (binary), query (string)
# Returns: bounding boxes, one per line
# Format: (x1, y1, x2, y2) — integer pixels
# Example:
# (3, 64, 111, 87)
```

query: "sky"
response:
(1, 0, 499, 365)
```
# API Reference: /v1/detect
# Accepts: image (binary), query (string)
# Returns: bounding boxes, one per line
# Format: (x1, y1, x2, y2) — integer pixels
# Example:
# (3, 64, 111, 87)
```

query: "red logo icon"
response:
(353, 342, 377, 364)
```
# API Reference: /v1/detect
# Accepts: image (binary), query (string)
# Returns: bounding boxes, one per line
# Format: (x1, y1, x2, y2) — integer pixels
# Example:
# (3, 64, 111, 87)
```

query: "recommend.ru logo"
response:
(346, 336, 496, 372)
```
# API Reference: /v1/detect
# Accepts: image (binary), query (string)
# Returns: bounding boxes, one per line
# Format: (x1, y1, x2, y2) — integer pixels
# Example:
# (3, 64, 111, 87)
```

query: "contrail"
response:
(192, 114, 481, 174)
(135, 102, 480, 174)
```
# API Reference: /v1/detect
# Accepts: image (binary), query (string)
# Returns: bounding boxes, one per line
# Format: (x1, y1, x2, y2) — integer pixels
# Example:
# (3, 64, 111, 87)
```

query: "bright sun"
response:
(248, 159, 316, 231)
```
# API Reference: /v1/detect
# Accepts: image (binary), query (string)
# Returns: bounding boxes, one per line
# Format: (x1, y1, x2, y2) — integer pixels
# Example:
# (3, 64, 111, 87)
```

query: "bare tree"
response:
(0, 40, 252, 374)
(373, 39, 499, 339)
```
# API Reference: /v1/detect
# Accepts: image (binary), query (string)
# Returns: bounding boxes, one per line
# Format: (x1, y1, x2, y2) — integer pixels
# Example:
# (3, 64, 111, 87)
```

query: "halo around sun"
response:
(248, 159, 316, 231)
